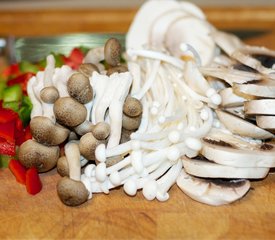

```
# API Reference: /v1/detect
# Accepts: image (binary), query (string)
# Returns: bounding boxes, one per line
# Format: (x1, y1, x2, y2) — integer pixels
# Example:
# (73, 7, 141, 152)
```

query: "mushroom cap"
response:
(92, 122, 110, 140)
(57, 177, 89, 207)
(104, 38, 122, 67)
(30, 116, 70, 145)
(122, 114, 142, 131)
(123, 96, 143, 117)
(67, 72, 93, 104)
(106, 65, 128, 76)
(79, 132, 104, 160)
(40, 86, 60, 104)
(57, 156, 69, 177)
(18, 139, 59, 172)
(78, 63, 99, 77)
(54, 97, 87, 127)
(120, 128, 132, 144)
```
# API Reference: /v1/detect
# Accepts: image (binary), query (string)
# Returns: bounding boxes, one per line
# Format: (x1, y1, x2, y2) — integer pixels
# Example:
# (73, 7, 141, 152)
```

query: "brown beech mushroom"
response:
(104, 38, 122, 67)
(78, 63, 99, 77)
(18, 139, 59, 172)
(79, 132, 104, 160)
(57, 142, 89, 206)
(122, 114, 142, 131)
(106, 65, 128, 76)
(67, 72, 93, 104)
(40, 86, 60, 104)
(92, 122, 111, 140)
(30, 116, 70, 145)
(123, 96, 143, 117)
(54, 97, 87, 127)
(57, 156, 69, 177)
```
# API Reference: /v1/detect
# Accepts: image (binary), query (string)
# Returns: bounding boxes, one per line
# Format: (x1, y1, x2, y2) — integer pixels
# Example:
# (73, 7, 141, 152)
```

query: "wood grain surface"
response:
(0, 7, 275, 240)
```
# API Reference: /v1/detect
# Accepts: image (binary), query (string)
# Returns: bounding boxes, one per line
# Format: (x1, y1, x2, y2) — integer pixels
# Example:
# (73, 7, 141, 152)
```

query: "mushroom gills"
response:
(177, 169, 250, 206)
(201, 132, 275, 167)
(182, 156, 269, 179)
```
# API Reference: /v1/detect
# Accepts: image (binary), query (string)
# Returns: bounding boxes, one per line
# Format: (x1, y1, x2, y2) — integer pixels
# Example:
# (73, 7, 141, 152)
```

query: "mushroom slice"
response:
(256, 115, 275, 131)
(182, 156, 269, 179)
(211, 30, 244, 56)
(233, 80, 275, 99)
(176, 169, 250, 206)
(244, 99, 275, 115)
(149, 9, 190, 49)
(219, 87, 245, 108)
(30, 116, 70, 145)
(126, 0, 181, 50)
(216, 109, 274, 139)
(164, 16, 215, 66)
(200, 67, 262, 85)
(201, 132, 275, 167)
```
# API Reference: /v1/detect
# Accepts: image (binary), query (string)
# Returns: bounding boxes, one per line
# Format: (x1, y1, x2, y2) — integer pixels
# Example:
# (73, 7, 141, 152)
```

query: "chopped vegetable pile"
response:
(2, 0, 275, 206)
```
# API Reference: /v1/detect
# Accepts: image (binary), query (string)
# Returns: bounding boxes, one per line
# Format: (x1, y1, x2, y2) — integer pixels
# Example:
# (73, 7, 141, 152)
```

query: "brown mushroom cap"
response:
(123, 96, 143, 117)
(18, 139, 60, 172)
(122, 114, 142, 131)
(30, 116, 70, 145)
(67, 73, 93, 104)
(40, 86, 60, 104)
(78, 63, 99, 77)
(54, 97, 87, 127)
(57, 177, 89, 207)
(104, 38, 122, 67)
(92, 122, 110, 140)
(57, 156, 69, 177)
(79, 132, 104, 160)
(106, 65, 128, 76)
(120, 128, 132, 144)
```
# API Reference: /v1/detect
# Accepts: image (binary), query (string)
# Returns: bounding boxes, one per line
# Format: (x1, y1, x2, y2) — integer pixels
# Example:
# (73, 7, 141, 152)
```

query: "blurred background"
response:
(0, 0, 275, 8)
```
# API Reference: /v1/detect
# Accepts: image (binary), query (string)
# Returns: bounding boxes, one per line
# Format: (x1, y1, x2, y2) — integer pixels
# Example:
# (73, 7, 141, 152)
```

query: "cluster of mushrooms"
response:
(18, 0, 275, 207)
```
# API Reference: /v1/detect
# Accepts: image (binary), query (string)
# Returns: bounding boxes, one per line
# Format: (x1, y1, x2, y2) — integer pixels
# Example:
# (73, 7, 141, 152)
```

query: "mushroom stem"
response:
(65, 142, 81, 181)
(27, 76, 43, 118)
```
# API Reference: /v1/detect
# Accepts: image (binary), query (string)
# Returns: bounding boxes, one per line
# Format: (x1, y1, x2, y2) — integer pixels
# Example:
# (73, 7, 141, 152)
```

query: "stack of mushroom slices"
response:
(177, 31, 275, 206)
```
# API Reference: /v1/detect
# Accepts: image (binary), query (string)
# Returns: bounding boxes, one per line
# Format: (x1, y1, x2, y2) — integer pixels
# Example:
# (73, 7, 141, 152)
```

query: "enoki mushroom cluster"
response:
(18, 0, 275, 207)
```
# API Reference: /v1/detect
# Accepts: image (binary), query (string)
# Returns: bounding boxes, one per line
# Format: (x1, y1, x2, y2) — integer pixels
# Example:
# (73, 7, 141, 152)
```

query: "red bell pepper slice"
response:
(0, 120, 15, 143)
(63, 48, 84, 69)
(2, 63, 20, 78)
(8, 159, 27, 185)
(0, 137, 16, 156)
(7, 73, 34, 95)
(26, 167, 42, 195)
(0, 108, 18, 123)
(15, 124, 32, 146)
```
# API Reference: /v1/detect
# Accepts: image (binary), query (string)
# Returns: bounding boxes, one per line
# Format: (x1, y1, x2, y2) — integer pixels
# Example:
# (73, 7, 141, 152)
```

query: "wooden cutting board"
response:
(1, 168, 275, 239)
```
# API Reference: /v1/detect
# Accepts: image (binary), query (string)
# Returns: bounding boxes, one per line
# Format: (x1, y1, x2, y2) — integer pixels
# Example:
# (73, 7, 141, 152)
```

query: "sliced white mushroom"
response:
(176, 169, 250, 206)
(182, 156, 269, 179)
(164, 16, 215, 66)
(211, 30, 244, 56)
(244, 99, 275, 115)
(216, 109, 274, 139)
(219, 87, 245, 108)
(201, 132, 275, 167)
(200, 67, 262, 85)
(256, 115, 275, 130)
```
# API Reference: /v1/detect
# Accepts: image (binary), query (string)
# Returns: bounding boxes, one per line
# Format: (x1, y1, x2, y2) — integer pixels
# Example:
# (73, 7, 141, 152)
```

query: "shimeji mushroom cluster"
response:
(18, 0, 275, 207)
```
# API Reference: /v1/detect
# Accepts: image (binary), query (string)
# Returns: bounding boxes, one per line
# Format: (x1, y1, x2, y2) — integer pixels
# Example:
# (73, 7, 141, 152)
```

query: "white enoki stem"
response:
(128, 62, 141, 95)
(127, 49, 185, 69)
(43, 55, 55, 87)
(90, 72, 109, 124)
(133, 60, 160, 100)
(155, 160, 183, 201)
(27, 76, 43, 118)
(53, 66, 73, 97)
